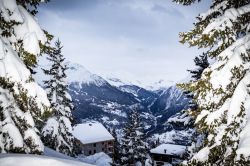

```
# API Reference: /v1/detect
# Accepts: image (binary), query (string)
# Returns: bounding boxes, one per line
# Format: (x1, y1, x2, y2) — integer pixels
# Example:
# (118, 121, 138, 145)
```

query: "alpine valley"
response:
(63, 62, 191, 144)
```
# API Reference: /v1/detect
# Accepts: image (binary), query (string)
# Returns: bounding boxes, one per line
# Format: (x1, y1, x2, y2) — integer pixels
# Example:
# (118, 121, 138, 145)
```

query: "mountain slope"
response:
(67, 63, 189, 137)
(67, 63, 139, 127)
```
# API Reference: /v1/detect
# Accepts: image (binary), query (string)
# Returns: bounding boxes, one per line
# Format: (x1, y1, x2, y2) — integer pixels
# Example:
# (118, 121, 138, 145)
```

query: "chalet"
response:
(150, 144, 188, 166)
(72, 122, 115, 156)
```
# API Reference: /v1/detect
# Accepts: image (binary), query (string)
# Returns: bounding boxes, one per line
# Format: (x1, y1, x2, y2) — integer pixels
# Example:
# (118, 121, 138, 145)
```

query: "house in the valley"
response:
(150, 143, 188, 166)
(72, 122, 115, 156)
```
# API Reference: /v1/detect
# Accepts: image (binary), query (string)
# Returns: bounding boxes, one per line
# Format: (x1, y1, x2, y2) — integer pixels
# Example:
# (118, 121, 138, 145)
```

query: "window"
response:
(94, 150, 96, 153)
(93, 143, 96, 147)
(89, 151, 92, 155)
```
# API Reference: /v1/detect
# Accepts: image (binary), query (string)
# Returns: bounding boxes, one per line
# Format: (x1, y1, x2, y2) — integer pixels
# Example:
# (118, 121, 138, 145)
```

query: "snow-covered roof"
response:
(150, 144, 187, 156)
(73, 122, 114, 144)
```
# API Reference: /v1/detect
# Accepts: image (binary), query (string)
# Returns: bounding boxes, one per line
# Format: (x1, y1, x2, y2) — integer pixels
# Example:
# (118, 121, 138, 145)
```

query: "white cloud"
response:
(37, 0, 209, 87)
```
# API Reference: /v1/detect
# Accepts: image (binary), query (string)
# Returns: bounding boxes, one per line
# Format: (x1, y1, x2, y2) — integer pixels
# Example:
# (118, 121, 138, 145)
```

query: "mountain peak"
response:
(66, 62, 107, 86)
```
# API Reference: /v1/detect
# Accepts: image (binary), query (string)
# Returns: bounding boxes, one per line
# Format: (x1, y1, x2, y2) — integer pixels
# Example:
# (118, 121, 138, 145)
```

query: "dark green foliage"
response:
(182, 52, 209, 117)
(0, 2, 53, 74)
(0, 11, 20, 37)
(173, 0, 201, 5)
(173, 47, 209, 157)
(120, 110, 148, 165)
(16, 0, 50, 15)
(175, 0, 250, 58)
(0, 0, 54, 155)
(42, 39, 76, 156)
(175, 0, 250, 165)
(0, 77, 44, 154)
(0, 77, 14, 91)
(13, 84, 50, 130)
(110, 129, 122, 166)
(43, 39, 73, 118)
(188, 53, 209, 80)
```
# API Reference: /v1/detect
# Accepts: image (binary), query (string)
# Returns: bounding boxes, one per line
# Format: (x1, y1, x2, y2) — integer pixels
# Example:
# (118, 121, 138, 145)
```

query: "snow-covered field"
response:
(45, 147, 112, 166)
(78, 152, 112, 166)
(0, 154, 94, 166)
(0, 147, 114, 166)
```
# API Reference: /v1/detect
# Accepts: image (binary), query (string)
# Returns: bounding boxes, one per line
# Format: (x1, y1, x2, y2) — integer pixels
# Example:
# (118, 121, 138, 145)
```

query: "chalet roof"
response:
(150, 144, 187, 156)
(73, 122, 114, 144)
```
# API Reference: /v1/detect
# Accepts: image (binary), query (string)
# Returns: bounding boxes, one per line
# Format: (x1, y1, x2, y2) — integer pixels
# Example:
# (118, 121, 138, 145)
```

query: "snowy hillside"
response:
(0, 154, 93, 166)
(78, 152, 112, 166)
(44, 147, 112, 166)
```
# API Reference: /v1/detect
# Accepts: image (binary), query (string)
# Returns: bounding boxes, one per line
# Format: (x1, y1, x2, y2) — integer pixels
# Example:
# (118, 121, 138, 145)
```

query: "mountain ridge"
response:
(65, 62, 189, 137)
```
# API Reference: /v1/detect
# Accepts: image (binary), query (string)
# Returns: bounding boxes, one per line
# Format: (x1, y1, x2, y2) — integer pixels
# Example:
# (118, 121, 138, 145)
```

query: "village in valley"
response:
(0, 0, 250, 166)
(71, 121, 189, 165)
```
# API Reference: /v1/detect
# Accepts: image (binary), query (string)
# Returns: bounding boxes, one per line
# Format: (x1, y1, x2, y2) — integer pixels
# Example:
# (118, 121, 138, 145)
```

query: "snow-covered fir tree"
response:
(16, 0, 50, 16)
(164, 53, 209, 150)
(110, 129, 122, 166)
(185, 52, 209, 112)
(183, 53, 210, 157)
(175, 0, 250, 165)
(42, 39, 76, 156)
(166, 53, 210, 147)
(120, 110, 148, 165)
(0, 0, 51, 154)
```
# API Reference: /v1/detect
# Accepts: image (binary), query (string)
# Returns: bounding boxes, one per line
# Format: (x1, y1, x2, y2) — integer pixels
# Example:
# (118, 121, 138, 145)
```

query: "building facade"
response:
(82, 139, 114, 156)
(73, 122, 115, 156)
(150, 144, 187, 166)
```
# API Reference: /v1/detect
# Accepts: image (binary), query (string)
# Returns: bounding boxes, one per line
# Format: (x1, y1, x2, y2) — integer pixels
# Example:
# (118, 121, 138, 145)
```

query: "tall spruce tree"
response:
(0, 0, 51, 154)
(175, 0, 250, 165)
(111, 129, 122, 166)
(120, 110, 148, 166)
(42, 39, 76, 156)
(184, 53, 209, 157)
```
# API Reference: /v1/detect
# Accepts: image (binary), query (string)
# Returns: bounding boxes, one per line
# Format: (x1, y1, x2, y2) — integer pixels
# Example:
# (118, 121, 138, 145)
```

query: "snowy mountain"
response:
(106, 75, 175, 91)
(150, 87, 189, 118)
(66, 62, 107, 87)
(67, 63, 141, 126)
(66, 62, 189, 138)
(105, 76, 133, 87)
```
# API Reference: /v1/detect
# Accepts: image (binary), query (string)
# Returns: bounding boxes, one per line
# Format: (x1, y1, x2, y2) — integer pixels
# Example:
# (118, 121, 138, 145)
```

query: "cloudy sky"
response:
(38, 0, 210, 87)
